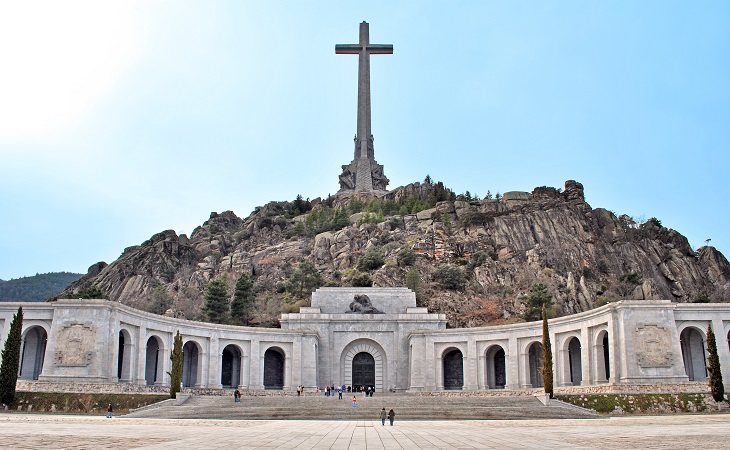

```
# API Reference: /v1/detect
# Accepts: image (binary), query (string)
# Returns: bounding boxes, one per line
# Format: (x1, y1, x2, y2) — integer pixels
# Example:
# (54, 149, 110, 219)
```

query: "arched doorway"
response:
(342, 340, 386, 392)
(595, 331, 610, 382)
(263, 347, 285, 390)
(680, 327, 707, 381)
(182, 341, 200, 387)
(145, 336, 164, 386)
(221, 345, 242, 388)
(352, 352, 375, 391)
(528, 342, 544, 388)
(485, 345, 506, 389)
(567, 337, 582, 385)
(117, 329, 132, 382)
(443, 348, 463, 390)
(19, 326, 47, 380)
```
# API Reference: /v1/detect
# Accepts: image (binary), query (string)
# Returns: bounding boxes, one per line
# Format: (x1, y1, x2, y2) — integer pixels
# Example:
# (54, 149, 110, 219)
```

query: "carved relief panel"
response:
(635, 323, 673, 368)
(54, 322, 96, 367)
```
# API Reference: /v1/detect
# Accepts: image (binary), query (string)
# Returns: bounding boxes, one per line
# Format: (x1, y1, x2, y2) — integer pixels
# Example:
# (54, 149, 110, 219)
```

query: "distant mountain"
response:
(0, 272, 84, 302)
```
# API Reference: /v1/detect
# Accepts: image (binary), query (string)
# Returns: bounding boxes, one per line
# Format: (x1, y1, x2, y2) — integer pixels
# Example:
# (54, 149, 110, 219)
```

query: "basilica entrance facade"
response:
(340, 339, 387, 392)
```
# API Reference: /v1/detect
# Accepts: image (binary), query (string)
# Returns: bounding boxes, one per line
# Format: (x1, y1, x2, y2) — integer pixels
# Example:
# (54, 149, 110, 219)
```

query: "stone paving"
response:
(1, 414, 729, 449)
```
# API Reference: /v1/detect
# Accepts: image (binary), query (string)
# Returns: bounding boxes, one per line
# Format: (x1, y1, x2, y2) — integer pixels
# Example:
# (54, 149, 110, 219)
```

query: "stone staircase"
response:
(125, 392, 597, 420)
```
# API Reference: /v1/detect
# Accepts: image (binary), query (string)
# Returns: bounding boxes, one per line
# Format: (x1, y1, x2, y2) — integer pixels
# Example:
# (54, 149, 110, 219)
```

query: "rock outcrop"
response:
(59, 180, 730, 328)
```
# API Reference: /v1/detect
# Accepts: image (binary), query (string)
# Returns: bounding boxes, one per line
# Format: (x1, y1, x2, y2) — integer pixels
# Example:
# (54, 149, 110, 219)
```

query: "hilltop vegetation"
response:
(0, 272, 83, 302)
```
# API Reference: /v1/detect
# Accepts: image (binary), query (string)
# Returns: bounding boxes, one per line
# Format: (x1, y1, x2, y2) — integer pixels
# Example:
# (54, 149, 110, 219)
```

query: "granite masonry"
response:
(1, 287, 729, 395)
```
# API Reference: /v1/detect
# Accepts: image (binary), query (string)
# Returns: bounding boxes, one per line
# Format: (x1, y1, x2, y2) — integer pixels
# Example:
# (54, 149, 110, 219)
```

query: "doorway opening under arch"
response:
(443, 348, 463, 390)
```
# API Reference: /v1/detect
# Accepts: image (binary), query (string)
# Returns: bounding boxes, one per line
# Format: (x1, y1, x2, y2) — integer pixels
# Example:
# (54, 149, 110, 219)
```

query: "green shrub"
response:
(397, 248, 416, 267)
(347, 271, 372, 287)
(433, 265, 465, 290)
(357, 248, 385, 271)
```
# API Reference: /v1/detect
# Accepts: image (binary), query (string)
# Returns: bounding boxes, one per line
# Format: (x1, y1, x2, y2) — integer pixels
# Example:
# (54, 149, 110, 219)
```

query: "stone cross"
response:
(336, 22, 392, 192)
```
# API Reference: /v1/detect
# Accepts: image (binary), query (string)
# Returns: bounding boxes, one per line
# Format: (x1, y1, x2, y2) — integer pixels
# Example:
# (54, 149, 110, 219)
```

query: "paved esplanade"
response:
(2, 414, 730, 449)
(337, 22, 391, 193)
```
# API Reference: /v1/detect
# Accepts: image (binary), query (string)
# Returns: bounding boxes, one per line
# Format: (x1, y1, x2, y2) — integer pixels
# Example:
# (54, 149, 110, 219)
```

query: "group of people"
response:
(379, 408, 395, 426)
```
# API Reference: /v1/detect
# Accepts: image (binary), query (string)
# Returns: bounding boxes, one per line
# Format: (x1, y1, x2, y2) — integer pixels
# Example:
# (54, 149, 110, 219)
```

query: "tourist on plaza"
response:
(352, 395, 358, 408)
(388, 409, 395, 426)
(338, 387, 343, 399)
(234, 389, 241, 403)
(380, 407, 387, 426)
(106, 403, 113, 418)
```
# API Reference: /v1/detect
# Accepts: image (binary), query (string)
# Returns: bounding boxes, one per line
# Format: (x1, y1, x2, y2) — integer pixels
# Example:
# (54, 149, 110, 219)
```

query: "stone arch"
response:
(566, 336, 582, 386)
(263, 346, 285, 390)
(182, 340, 202, 387)
(342, 339, 386, 392)
(442, 347, 464, 390)
(117, 328, 134, 382)
(527, 341, 544, 388)
(594, 329, 610, 383)
(221, 344, 243, 388)
(680, 327, 707, 381)
(485, 345, 506, 389)
(145, 335, 164, 386)
(19, 326, 47, 380)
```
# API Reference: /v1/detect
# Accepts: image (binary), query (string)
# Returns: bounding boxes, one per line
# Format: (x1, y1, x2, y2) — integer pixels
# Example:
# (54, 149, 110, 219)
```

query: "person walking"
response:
(387, 408, 395, 426)
(234, 389, 241, 403)
(380, 407, 387, 426)
(106, 403, 113, 419)
(352, 395, 358, 408)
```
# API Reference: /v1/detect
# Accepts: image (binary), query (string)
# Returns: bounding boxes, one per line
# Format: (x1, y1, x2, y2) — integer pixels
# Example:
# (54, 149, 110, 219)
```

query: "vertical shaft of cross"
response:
(357, 22, 371, 160)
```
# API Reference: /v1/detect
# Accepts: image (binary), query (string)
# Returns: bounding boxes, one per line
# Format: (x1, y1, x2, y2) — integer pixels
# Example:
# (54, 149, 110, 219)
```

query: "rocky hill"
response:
(0, 272, 83, 302)
(58, 180, 730, 327)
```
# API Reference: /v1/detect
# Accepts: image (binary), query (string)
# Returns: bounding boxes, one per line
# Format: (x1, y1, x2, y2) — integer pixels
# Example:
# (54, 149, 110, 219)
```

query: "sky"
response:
(0, 1, 728, 280)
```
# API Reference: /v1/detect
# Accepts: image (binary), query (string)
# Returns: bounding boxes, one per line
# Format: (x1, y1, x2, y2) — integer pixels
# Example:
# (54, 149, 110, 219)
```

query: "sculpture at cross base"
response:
(336, 21, 392, 194)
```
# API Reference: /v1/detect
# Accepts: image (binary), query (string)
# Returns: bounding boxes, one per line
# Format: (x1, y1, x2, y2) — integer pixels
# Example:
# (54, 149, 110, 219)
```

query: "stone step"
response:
(125, 394, 597, 420)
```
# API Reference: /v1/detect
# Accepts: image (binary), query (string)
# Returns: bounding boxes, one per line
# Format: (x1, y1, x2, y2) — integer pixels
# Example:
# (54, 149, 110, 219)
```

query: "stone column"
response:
(507, 337, 520, 390)
(241, 349, 250, 389)
(519, 348, 531, 389)
(464, 339, 478, 390)
(581, 326, 591, 385)
(250, 341, 262, 390)
(284, 352, 292, 391)
(135, 325, 147, 385)
(477, 351, 486, 390)
(425, 339, 437, 390)
(207, 335, 220, 388)
(160, 332, 171, 386)
(407, 335, 426, 392)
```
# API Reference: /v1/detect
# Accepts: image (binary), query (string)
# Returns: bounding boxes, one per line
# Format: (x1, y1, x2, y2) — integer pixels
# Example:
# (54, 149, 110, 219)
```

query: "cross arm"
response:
(335, 44, 361, 54)
(366, 45, 393, 54)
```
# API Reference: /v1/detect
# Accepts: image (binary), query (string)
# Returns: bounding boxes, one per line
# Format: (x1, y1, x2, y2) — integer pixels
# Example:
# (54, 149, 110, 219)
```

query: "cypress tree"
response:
(541, 304, 554, 399)
(230, 274, 254, 325)
(0, 306, 23, 405)
(168, 331, 183, 399)
(203, 278, 230, 323)
(706, 324, 725, 402)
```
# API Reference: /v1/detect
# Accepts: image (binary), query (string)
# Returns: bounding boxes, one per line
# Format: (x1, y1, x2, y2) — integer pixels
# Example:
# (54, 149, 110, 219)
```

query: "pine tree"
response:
(706, 324, 725, 402)
(287, 261, 324, 298)
(230, 274, 255, 325)
(168, 331, 183, 399)
(524, 283, 553, 321)
(0, 306, 23, 405)
(541, 304, 554, 399)
(203, 278, 230, 323)
(405, 267, 423, 306)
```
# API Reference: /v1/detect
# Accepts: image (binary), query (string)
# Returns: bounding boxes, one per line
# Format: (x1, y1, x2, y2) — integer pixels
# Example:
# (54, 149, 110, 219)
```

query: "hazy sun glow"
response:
(0, 1, 146, 143)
